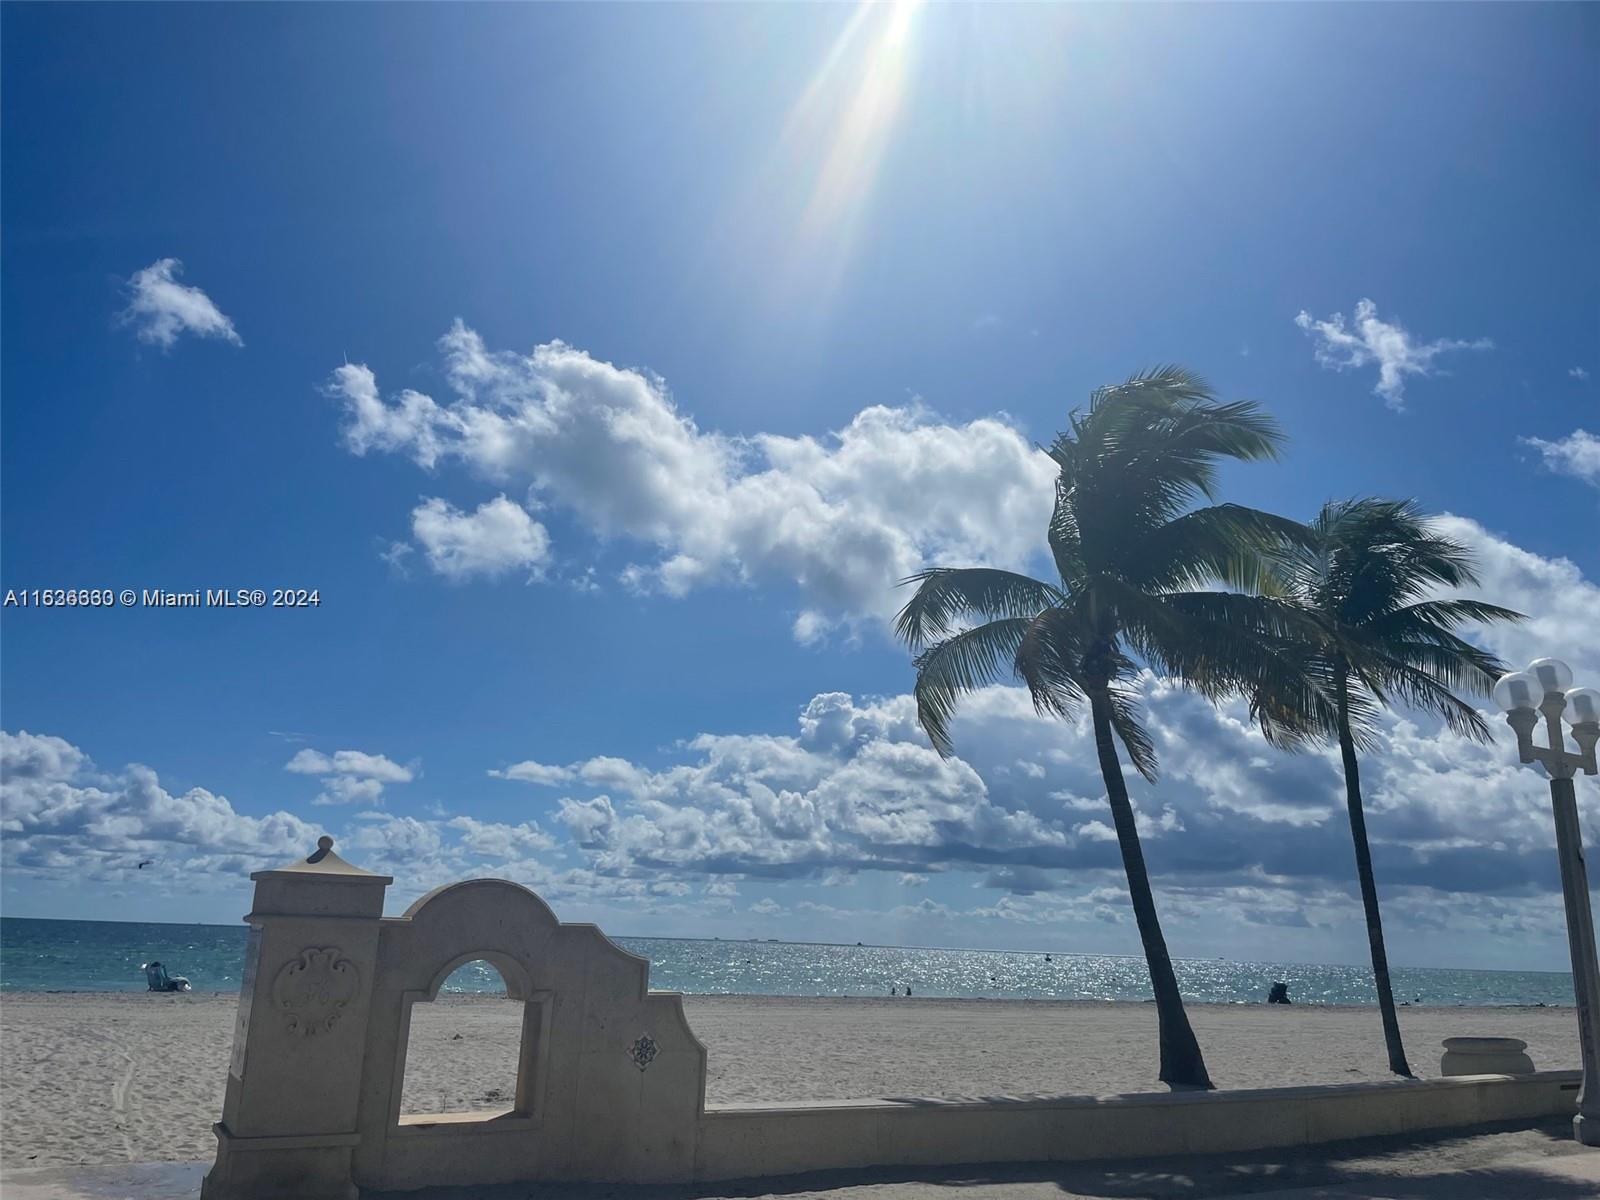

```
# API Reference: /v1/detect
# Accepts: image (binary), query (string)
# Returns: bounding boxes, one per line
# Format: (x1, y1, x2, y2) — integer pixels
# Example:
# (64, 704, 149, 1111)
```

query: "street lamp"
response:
(1494, 657, 1600, 1145)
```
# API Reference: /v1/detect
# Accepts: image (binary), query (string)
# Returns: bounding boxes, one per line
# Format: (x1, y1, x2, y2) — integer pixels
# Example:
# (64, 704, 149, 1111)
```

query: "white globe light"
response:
(1528, 657, 1575, 696)
(1493, 672, 1543, 713)
(1565, 687, 1600, 727)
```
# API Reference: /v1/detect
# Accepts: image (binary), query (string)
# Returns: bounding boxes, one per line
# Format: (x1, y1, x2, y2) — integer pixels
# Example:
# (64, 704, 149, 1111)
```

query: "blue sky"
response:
(3, 3, 1597, 972)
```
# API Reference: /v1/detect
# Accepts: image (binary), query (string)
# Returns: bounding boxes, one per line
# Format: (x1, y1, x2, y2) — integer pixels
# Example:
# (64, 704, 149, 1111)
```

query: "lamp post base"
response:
(1573, 1112, 1600, 1147)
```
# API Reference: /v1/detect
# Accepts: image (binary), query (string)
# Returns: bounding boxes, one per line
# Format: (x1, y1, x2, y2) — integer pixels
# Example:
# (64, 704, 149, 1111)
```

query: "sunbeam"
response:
(730, 0, 926, 322)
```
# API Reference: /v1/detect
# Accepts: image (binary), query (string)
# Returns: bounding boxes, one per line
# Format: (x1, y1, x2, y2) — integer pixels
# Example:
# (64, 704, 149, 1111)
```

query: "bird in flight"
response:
(137, 860, 154, 870)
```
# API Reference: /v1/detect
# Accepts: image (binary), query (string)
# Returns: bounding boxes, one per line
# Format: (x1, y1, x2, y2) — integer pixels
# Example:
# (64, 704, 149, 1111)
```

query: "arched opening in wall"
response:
(398, 958, 542, 1123)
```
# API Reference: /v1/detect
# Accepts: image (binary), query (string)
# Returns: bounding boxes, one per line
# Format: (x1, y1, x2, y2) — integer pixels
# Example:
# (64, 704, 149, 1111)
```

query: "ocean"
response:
(0, 917, 1576, 1007)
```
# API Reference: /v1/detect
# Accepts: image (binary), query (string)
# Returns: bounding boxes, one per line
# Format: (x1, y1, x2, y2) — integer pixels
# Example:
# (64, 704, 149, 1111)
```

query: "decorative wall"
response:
(202, 839, 1578, 1199)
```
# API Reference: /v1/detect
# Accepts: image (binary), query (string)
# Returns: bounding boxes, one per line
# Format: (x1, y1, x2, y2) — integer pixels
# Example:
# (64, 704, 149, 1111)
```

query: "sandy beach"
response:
(0, 992, 1579, 1169)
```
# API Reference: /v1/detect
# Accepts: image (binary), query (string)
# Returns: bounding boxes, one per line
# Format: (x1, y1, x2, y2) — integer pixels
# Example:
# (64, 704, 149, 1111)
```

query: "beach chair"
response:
(144, 961, 191, 992)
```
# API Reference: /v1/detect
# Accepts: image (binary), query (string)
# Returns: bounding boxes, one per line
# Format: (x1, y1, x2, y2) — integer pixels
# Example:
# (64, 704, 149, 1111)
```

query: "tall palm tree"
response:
(1251, 499, 1523, 1077)
(896, 367, 1318, 1090)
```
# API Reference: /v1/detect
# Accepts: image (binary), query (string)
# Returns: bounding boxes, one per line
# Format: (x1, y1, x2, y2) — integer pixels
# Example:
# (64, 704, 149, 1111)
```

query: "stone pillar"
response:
(202, 837, 391, 1200)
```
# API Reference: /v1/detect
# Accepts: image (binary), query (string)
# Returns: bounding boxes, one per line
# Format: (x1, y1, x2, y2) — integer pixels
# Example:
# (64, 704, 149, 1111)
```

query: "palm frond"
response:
(1090, 364, 1216, 410)
(1120, 503, 1314, 593)
(1364, 654, 1497, 741)
(1013, 606, 1092, 724)
(910, 618, 1035, 756)
(1046, 478, 1088, 590)
(1366, 599, 1524, 641)
(895, 568, 1065, 651)
(1105, 683, 1159, 783)
(1377, 637, 1504, 697)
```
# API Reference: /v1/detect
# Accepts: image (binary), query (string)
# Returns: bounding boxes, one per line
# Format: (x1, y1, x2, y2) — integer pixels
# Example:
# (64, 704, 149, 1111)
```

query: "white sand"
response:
(0, 992, 1579, 1168)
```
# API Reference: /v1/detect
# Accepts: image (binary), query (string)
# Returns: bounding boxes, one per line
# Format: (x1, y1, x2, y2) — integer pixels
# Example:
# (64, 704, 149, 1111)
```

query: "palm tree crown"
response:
(897, 365, 1310, 781)
(1254, 498, 1523, 750)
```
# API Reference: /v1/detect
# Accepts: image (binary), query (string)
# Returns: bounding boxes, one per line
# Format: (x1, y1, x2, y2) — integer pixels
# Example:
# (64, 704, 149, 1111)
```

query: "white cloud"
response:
(285, 749, 413, 783)
(317, 777, 387, 807)
(285, 747, 415, 806)
(379, 540, 415, 577)
(1433, 514, 1600, 684)
(118, 258, 242, 350)
(328, 323, 1055, 633)
(1, 730, 316, 880)
(0, 731, 573, 902)
(409, 495, 550, 580)
(1521, 430, 1600, 488)
(446, 815, 556, 858)
(792, 610, 833, 645)
(1570, 367, 1590, 381)
(489, 759, 575, 786)
(517, 670, 1576, 955)
(533, 686, 1200, 888)
(1294, 299, 1490, 410)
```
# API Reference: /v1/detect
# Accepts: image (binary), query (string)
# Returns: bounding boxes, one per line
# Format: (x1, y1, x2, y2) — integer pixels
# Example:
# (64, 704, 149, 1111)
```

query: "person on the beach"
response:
(143, 961, 190, 992)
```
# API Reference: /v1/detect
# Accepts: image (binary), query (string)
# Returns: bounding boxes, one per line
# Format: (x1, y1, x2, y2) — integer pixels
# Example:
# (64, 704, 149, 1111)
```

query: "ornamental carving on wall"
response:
(627, 1034, 658, 1071)
(272, 947, 360, 1036)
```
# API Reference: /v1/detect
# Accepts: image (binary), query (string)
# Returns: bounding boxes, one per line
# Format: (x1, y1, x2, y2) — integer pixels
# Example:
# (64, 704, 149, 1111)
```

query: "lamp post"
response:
(1494, 658, 1600, 1145)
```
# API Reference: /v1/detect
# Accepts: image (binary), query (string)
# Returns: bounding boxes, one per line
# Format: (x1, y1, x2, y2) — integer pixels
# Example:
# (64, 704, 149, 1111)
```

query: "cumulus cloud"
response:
(1, 730, 316, 880)
(531, 686, 1252, 889)
(446, 815, 556, 858)
(1570, 367, 1590, 382)
(328, 323, 1055, 632)
(0, 730, 571, 901)
(1294, 299, 1490, 410)
(489, 759, 575, 786)
(1431, 515, 1600, 684)
(410, 495, 551, 580)
(1521, 430, 1600, 488)
(285, 747, 416, 806)
(118, 258, 242, 350)
(508, 669, 1575, 957)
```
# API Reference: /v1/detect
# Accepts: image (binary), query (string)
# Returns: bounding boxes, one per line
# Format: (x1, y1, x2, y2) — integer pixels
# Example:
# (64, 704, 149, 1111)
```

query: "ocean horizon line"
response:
(0, 914, 1571, 981)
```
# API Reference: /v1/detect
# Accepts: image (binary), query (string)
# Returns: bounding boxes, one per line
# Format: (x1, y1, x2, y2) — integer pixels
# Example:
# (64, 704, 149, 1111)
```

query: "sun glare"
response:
(799, 0, 922, 238)
(731, 0, 926, 319)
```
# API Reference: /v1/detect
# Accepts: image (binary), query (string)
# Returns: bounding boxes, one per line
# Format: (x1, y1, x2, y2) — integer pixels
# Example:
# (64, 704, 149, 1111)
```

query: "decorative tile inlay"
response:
(627, 1033, 658, 1071)
(272, 947, 360, 1036)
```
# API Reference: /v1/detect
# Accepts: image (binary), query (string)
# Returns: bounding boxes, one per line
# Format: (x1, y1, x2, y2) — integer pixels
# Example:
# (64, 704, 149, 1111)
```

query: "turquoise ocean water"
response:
(0, 917, 1575, 1006)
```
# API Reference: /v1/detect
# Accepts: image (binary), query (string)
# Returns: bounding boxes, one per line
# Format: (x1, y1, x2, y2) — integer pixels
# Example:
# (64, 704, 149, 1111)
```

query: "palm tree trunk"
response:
(1088, 689, 1213, 1089)
(1335, 682, 1414, 1078)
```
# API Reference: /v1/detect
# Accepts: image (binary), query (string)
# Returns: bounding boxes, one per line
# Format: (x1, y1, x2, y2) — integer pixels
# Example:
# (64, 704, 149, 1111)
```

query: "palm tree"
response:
(1251, 499, 1523, 1077)
(896, 367, 1318, 1090)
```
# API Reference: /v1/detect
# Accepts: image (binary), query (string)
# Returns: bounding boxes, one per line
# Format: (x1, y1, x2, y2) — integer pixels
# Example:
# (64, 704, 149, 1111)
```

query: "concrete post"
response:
(202, 837, 391, 1200)
(1550, 777, 1600, 1145)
